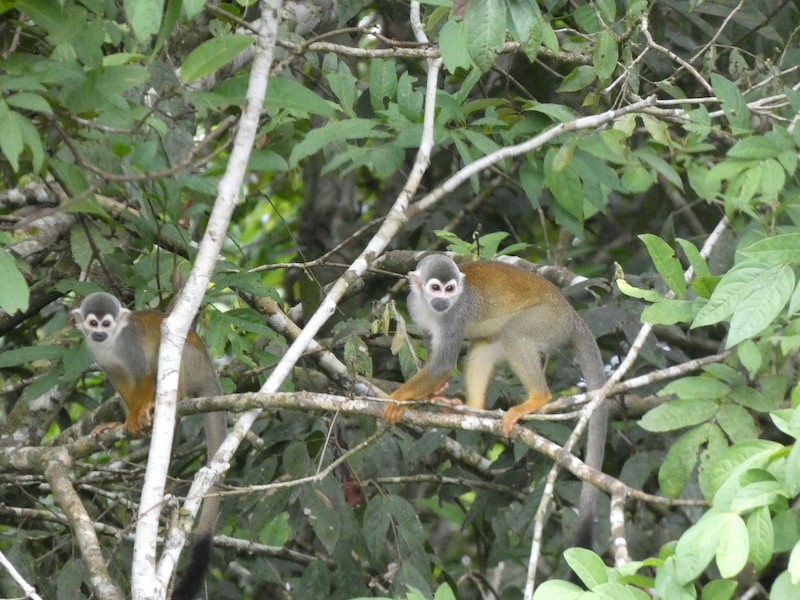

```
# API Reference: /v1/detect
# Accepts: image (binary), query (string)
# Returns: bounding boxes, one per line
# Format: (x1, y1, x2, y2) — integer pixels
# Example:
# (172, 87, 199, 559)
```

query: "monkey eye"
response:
(101, 319, 112, 328)
(430, 283, 441, 292)
(88, 319, 98, 327)
(444, 284, 455, 293)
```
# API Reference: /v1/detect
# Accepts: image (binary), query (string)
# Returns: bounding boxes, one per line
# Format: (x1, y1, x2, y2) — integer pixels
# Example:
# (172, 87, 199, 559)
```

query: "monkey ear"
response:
(70, 308, 83, 325)
(116, 307, 132, 327)
(407, 269, 423, 289)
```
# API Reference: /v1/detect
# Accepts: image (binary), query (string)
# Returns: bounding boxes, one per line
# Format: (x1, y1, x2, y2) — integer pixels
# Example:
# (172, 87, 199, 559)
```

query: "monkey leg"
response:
(502, 338, 551, 436)
(464, 340, 503, 410)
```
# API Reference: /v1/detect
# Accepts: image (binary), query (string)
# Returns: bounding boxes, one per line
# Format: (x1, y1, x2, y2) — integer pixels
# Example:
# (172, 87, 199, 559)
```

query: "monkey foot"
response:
(383, 402, 408, 425)
(89, 421, 123, 437)
(500, 411, 522, 437)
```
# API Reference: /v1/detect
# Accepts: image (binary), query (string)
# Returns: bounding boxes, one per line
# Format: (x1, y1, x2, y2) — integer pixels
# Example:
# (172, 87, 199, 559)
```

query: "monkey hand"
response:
(90, 421, 124, 437)
(123, 401, 155, 437)
(382, 401, 408, 425)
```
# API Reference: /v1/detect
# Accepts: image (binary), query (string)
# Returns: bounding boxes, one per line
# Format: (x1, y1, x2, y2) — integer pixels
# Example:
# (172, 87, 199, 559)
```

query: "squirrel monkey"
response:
(383, 255, 607, 548)
(73, 292, 226, 600)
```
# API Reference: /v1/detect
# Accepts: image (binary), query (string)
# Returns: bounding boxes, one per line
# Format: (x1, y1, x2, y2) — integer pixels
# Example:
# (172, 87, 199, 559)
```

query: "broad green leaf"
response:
(759, 159, 786, 196)
(639, 234, 687, 297)
(289, 119, 387, 165)
(593, 31, 618, 80)
(0, 102, 23, 171)
(675, 511, 727, 582)
(596, 0, 616, 22)
(727, 264, 794, 347)
(737, 339, 762, 378)
(770, 571, 800, 600)
(265, 76, 336, 118)
(369, 59, 398, 111)
(641, 299, 696, 325)
(545, 149, 584, 220)
(528, 103, 580, 122)
(16, 113, 44, 173)
(124, 0, 161, 42)
(786, 442, 800, 496)
(557, 65, 596, 93)
(731, 480, 786, 513)
(700, 440, 783, 504)
(639, 399, 718, 432)
(0, 344, 65, 368)
(6, 92, 52, 114)
(463, 0, 505, 72)
(791, 542, 800, 584)
(739, 233, 800, 265)
(659, 376, 730, 400)
(701, 580, 736, 600)
(439, 19, 471, 73)
(432, 583, 456, 600)
(710, 73, 750, 133)
(717, 404, 758, 442)
(677, 238, 711, 278)
(693, 262, 771, 327)
(564, 547, 608, 588)
(659, 424, 709, 498)
(531, 580, 585, 600)
(638, 150, 682, 189)
(594, 582, 651, 600)
(728, 136, 781, 159)
(716, 513, 749, 578)
(616, 279, 661, 302)
(746, 506, 774, 571)
(325, 61, 357, 116)
(0, 250, 29, 314)
(180, 35, 255, 83)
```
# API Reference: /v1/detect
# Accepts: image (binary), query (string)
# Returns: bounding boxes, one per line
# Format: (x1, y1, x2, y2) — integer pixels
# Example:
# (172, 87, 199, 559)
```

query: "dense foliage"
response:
(2, 0, 800, 599)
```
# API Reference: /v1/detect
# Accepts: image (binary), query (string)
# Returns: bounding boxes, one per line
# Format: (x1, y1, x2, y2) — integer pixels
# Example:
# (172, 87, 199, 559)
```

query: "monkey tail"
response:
(171, 534, 213, 600)
(571, 318, 607, 549)
(171, 410, 226, 599)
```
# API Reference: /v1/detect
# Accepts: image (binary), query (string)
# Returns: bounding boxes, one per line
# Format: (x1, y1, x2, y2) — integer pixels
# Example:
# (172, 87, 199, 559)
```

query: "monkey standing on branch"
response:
(73, 292, 226, 600)
(383, 254, 607, 548)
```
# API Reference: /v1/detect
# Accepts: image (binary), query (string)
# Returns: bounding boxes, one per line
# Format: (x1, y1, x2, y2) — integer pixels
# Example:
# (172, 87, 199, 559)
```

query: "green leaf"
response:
(369, 59, 398, 111)
(557, 65, 597, 93)
(463, 0, 505, 72)
(677, 238, 711, 278)
(710, 73, 750, 133)
(616, 279, 661, 302)
(289, 119, 386, 165)
(593, 30, 618, 80)
(715, 513, 749, 578)
(701, 441, 783, 505)
(0, 102, 23, 171)
(737, 339, 762, 378)
(728, 136, 781, 160)
(596, 0, 616, 22)
(675, 511, 727, 582)
(739, 234, 800, 265)
(0, 344, 65, 368)
(124, 0, 162, 42)
(638, 234, 687, 297)
(659, 376, 730, 400)
(727, 264, 794, 347)
(180, 34, 255, 83)
(659, 424, 709, 498)
(6, 92, 52, 114)
(693, 262, 777, 328)
(0, 250, 29, 314)
(746, 506, 774, 571)
(439, 19, 472, 73)
(717, 404, 758, 442)
(641, 299, 696, 325)
(731, 480, 786, 513)
(531, 580, 585, 600)
(564, 547, 608, 588)
(265, 76, 336, 118)
(432, 583, 456, 600)
(639, 399, 718, 432)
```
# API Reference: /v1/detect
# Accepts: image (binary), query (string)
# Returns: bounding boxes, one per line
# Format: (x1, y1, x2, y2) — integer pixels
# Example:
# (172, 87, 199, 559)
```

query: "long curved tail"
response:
(571, 318, 607, 549)
(171, 410, 226, 600)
